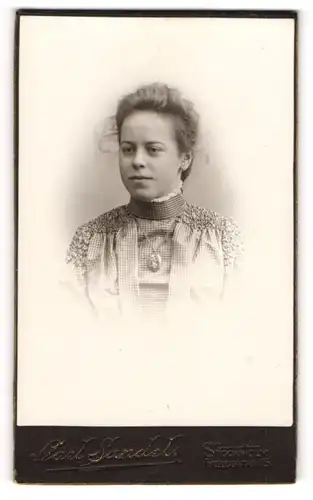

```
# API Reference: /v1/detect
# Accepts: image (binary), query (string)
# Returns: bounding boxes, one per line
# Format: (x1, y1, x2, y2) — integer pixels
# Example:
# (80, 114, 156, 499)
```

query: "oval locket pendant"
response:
(147, 252, 162, 272)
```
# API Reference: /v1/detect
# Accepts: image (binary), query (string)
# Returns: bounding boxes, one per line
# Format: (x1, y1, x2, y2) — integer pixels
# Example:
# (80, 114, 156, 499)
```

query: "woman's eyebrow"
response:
(146, 141, 165, 146)
(120, 140, 135, 145)
(121, 140, 165, 146)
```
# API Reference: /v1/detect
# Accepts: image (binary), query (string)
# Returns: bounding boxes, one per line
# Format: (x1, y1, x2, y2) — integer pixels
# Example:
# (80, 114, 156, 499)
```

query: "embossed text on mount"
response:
(29, 435, 183, 470)
(202, 442, 272, 469)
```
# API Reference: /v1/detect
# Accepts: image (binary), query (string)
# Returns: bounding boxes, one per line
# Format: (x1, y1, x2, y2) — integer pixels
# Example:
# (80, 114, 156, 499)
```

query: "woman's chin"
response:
(132, 193, 156, 202)
(128, 187, 158, 202)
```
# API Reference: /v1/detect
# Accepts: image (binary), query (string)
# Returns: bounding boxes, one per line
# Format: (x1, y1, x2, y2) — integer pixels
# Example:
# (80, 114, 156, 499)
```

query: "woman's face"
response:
(119, 110, 185, 201)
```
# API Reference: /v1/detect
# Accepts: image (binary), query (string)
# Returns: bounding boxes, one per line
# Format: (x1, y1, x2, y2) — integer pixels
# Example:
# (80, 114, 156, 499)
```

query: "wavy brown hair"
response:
(115, 83, 199, 181)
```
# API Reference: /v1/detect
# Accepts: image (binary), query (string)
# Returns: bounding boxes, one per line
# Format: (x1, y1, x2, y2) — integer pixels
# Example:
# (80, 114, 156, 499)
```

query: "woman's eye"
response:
(147, 146, 161, 155)
(121, 146, 134, 155)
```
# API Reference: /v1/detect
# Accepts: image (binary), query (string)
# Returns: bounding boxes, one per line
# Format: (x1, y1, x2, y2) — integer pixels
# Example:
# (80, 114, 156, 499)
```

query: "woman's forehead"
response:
(120, 111, 176, 142)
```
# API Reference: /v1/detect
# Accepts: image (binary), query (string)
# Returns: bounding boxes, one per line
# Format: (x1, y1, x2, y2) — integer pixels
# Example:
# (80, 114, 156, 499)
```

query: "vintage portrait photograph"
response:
(15, 10, 296, 483)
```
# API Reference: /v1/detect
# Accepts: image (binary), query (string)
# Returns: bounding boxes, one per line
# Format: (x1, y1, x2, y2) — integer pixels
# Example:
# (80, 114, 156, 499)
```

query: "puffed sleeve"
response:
(56, 226, 104, 316)
(221, 216, 244, 274)
(220, 216, 244, 304)
(65, 224, 102, 283)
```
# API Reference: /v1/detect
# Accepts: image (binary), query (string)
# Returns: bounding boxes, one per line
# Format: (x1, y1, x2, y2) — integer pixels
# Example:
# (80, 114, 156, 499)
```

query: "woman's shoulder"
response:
(183, 202, 243, 268)
(183, 202, 239, 233)
(76, 205, 130, 235)
(65, 204, 129, 266)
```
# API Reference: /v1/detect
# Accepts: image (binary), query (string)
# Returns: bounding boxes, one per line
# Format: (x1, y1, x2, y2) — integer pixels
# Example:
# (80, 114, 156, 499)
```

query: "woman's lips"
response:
(129, 175, 152, 179)
(129, 176, 153, 181)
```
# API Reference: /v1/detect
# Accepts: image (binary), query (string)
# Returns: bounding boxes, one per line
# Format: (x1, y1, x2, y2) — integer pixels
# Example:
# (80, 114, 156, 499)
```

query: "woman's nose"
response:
(132, 150, 146, 168)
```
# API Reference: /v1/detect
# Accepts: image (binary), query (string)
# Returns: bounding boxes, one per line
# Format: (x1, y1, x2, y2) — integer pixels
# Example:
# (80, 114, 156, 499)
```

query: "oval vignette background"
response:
(17, 16, 295, 426)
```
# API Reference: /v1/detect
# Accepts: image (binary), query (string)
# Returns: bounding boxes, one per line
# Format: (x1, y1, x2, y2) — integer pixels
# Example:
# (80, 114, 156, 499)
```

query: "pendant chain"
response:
(137, 218, 179, 272)
(140, 219, 177, 254)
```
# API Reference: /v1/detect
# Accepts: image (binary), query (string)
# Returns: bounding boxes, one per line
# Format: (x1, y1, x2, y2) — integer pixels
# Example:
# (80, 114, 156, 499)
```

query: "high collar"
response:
(127, 193, 186, 220)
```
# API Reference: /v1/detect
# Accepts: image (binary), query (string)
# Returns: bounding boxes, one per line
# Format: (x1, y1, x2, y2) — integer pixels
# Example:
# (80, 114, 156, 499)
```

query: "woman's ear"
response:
(180, 152, 192, 171)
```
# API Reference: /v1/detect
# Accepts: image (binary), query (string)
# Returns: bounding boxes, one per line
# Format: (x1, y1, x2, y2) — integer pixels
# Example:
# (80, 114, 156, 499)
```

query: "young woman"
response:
(66, 83, 242, 322)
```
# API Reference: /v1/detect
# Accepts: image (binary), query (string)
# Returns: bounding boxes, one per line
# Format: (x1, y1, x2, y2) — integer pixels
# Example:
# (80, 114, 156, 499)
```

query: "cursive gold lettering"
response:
(30, 435, 183, 468)
(87, 438, 118, 464)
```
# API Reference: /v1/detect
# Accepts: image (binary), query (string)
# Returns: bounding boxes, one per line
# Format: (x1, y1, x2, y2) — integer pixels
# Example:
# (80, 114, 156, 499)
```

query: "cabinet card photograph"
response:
(14, 10, 297, 484)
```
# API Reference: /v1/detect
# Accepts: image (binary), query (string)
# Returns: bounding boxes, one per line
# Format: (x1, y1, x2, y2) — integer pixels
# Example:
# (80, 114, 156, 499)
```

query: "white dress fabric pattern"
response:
(65, 195, 242, 321)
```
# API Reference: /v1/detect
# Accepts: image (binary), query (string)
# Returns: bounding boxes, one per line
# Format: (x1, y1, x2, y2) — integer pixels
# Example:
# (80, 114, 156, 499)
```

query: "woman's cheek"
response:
(119, 158, 130, 175)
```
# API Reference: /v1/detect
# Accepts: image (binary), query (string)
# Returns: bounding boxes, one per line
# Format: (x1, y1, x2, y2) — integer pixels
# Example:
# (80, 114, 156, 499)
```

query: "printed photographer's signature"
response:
(29, 435, 183, 472)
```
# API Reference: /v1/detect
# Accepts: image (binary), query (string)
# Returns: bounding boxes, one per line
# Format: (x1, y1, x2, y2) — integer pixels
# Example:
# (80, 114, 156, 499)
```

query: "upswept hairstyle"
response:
(115, 82, 199, 181)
